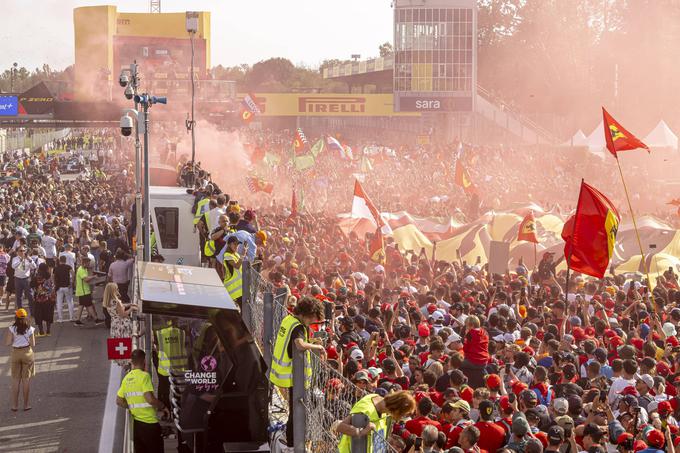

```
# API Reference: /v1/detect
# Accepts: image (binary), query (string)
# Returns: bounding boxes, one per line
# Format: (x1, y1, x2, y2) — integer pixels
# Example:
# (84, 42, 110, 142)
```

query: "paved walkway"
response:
(0, 291, 115, 453)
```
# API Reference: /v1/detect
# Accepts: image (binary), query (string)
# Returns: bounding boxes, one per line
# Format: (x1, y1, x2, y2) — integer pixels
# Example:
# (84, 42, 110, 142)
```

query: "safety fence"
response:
(0, 128, 71, 154)
(242, 263, 397, 453)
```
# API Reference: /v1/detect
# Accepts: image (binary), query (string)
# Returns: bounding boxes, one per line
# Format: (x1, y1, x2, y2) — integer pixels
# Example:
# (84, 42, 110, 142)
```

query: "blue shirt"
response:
(216, 230, 256, 264)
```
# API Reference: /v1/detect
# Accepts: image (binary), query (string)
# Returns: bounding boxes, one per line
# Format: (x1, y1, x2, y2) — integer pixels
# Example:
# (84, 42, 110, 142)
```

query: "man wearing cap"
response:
(545, 426, 565, 453)
(507, 413, 532, 453)
(637, 374, 655, 411)
(445, 399, 472, 449)
(638, 429, 666, 453)
(474, 400, 506, 453)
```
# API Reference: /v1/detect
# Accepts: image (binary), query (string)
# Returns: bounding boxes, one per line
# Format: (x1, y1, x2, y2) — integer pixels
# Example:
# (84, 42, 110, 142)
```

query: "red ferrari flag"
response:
(517, 211, 539, 243)
(368, 227, 386, 265)
(561, 180, 620, 278)
(454, 160, 475, 194)
(602, 107, 649, 157)
(246, 176, 273, 194)
(292, 128, 308, 155)
(107, 337, 132, 360)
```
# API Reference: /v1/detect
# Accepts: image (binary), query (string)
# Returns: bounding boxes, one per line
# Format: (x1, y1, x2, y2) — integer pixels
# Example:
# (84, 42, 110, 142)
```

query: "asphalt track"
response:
(0, 287, 124, 453)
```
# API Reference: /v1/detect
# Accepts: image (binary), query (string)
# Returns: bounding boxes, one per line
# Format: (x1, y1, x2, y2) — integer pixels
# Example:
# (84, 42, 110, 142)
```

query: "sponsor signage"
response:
(236, 93, 419, 117)
(184, 355, 219, 392)
(396, 95, 473, 112)
(0, 96, 18, 116)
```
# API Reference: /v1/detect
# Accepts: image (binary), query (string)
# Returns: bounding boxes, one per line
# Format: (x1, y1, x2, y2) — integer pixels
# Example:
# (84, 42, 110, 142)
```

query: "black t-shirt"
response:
(54, 264, 71, 288)
(286, 324, 306, 358)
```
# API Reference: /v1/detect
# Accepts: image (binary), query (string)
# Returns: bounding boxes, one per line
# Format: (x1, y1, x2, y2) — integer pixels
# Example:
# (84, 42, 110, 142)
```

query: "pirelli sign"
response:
(236, 93, 419, 117)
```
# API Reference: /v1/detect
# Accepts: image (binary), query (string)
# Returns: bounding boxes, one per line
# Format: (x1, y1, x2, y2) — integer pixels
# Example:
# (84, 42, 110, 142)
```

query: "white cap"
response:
(464, 275, 475, 285)
(350, 348, 364, 361)
(431, 310, 445, 322)
(663, 322, 677, 337)
(374, 264, 385, 273)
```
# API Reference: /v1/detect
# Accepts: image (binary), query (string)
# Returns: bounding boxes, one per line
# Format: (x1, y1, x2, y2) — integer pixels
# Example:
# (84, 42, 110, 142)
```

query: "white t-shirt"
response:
(59, 251, 76, 270)
(42, 235, 57, 259)
(608, 376, 635, 404)
(9, 325, 34, 347)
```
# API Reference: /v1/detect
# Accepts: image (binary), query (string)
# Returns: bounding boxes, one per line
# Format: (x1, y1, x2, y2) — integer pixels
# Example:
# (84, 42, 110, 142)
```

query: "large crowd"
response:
(4, 122, 680, 453)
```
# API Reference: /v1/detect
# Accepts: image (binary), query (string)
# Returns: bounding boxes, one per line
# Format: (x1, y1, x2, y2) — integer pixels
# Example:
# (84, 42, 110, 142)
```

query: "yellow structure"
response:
(73, 6, 210, 100)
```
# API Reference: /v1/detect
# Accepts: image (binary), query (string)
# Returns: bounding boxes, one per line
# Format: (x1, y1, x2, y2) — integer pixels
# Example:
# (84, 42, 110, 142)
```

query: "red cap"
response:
(647, 429, 665, 449)
(534, 431, 548, 449)
(619, 386, 639, 396)
(604, 329, 617, 338)
(326, 346, 338, 360)
(499, 395, 512, 411)
(486, 374, 502, 390)
(572, 327, 588, 342)
(523, 346, 535, 355)
(609, 336, 624, 348)
(605, 299, 615, 310)
(418, 324, 431, 338)
(427, 303, 437, 314)
(668, 336, 680, 348)
(511, 380, 528, 395)
(631, 338, 644, 350)
(671, 398, 680, 411)
(633, 440, 648, 452)
(657, 361, 672, 377)
(465, 296, 475, 303)
(658, 400, 673, 415)
(584, 326, 596, 337)
(617, 433, 634, 445)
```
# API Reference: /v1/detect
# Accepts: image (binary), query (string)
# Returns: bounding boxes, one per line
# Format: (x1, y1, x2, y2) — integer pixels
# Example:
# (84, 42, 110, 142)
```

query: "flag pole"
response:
(533, 242, 537, 269)
(614, 156, 657, 307)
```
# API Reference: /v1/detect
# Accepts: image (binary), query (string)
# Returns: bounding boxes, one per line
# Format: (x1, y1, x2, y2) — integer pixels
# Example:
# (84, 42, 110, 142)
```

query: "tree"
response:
(378, 42, 393, 57)
(245, 58, 296, 91)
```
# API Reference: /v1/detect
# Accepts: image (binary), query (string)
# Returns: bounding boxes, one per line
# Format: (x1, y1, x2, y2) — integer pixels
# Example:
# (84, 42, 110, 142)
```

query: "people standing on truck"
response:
(269, 296, 326, 449)
(116, 349, 168, 453)
(4, 308, 35, 412)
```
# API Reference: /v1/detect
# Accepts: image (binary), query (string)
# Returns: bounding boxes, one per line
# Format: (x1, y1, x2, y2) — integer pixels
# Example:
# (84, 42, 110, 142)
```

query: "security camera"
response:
(120, 115, 133, 137)
(119, 72, 130, 87)
(124, 85, 134, 100)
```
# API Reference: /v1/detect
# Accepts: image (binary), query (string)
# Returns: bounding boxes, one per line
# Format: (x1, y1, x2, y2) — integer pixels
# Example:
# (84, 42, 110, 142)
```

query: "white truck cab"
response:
(149, 186, 200, 267)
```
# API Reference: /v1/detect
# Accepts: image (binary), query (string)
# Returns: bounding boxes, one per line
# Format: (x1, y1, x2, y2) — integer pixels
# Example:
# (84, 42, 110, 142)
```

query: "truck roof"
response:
(149, 185, 194, 199)
(136, 261, 238, 318)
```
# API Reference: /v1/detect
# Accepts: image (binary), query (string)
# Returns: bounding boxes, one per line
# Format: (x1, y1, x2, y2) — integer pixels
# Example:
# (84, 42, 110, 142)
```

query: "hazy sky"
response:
(1, 0, 393, 71)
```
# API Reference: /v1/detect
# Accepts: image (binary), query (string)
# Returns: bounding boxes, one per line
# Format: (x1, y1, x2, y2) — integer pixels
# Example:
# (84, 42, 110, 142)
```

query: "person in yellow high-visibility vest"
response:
(223, 236, 244, 306)
(154, 319, 187, 409)
(116, 349, 168, 453)
(269, 296, 326, 448)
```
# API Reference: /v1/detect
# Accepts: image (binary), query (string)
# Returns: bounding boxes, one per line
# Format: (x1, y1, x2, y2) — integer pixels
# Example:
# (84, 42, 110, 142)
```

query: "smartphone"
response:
(505, 363, 512, 374)
(414, 437, 423, 449)
(508, 393, 516, 404)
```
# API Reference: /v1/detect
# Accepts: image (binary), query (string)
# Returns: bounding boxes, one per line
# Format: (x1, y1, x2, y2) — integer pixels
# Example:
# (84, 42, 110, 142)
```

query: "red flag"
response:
(240, 107, 253, 124)
(667, 199, 680, 207)
(602, 107, 649, 157)
(517, 211, 539, 243)
(351, 179, 392, 234)
(369, 227, 386, 264)
(292, 128, 308, 155)
(454, 160, 475, 194)
(246, 176, 273, 194)
(107, 337, 132, 360)
(561, 180, 620, 278)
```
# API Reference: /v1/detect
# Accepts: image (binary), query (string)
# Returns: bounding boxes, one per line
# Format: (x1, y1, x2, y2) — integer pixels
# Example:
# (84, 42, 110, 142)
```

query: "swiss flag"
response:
(107, 337, 132, 360)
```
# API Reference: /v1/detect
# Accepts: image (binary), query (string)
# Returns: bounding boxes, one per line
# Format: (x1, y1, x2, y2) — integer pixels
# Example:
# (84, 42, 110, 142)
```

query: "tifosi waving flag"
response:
(561, 180, 620, 278)
(240, 93, 261, 124)
(246, 176, 273, 194)
(351, 180, 392, 234)
(369, 227, 386, 264)
(602, 107, 649, 157)
(454, 160, 475, 194)
(517, 211, 539, 243)
(292, 128, 308, 154)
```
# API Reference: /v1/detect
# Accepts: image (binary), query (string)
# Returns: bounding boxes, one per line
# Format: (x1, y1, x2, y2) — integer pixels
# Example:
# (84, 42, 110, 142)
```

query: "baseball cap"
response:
(479, 400, 495, 420)
(15, 308, 27, 318)
(512, 416, 530, 436)
(349, 348, 364, 361)
(418, 324, 431, 338)
(520, 389, 538, 405)
(617, 433, 634, 445)
(663, 323, 678, 337)
(499, 395, 512, 412)
(353, 370, 370, 382)
(658, 400, 672, 415)
(646, 429, 665, 449)
(638, 374, 654, 390)
(548, 426, 565, 443)
(431, 310, 445, 322)
(485, 374, 502, 390)
(451, 399, 471, 413)
(552, 397, 569, 416)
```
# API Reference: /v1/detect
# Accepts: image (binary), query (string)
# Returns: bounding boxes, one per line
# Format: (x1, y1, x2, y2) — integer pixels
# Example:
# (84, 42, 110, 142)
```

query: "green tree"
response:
(245, 58, 296, 91)
(378, 42, 393, 57)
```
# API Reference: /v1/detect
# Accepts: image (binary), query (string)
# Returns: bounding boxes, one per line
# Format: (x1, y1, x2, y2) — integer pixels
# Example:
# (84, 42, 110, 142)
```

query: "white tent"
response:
(585, 121, 605, 151)
(561, 129, 587, 147)
(643, 120, 678, 150)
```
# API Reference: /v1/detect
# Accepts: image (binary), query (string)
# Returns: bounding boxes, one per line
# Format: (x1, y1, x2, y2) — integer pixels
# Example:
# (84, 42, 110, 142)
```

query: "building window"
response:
(154, 207, 179, 249)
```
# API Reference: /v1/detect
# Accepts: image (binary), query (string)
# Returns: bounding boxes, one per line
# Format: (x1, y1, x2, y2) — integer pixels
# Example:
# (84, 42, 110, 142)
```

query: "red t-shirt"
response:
(474, 421, 507, 453)
(404, 416, 442, 437)
(447, 420, 472, 449)
(463, 328, 490, 365)
(495, 417, 512, 437)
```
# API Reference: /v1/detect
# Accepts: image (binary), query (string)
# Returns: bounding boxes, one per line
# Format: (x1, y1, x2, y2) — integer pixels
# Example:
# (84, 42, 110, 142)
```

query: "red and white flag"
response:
(107, 337, 132, 360)
(351, 179, 392, 235)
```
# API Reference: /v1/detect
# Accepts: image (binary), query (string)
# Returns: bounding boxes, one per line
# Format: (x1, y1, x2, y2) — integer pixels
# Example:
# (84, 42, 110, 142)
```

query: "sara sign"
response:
(0, 96, 18, 116)
(395, 95, 473, 112)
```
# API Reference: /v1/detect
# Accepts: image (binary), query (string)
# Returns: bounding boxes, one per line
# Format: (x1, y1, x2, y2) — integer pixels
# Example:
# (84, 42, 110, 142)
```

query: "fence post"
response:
(241, 261, 252, 327)
(292, 347, 307, 453)
(350, 413, 369, 453)
(262, 290, 274, 370)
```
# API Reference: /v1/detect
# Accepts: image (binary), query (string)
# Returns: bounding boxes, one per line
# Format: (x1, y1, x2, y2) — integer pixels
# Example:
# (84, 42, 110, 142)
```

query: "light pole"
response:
(186, 12, 199, 183)
(119, 63, 144, 262)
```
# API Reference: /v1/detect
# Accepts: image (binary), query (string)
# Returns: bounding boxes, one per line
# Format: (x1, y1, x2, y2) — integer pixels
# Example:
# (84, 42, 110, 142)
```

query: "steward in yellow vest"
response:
(223, 236, 243, 304)
(116, 349, 168, 453)
(268, 296, 326, 448)
(154, 320, 187, 408)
